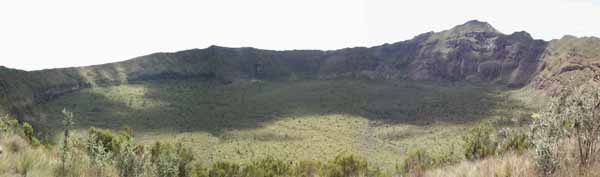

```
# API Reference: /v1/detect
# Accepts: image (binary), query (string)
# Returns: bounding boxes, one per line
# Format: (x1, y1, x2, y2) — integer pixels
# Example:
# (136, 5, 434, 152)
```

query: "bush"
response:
(175, 143, 195, 177)
(115, 139, 148, 177)
(531, 81, 600, 175)
(559, 82, 600, 167)
(241, 157, 291, 177)
(399, 148, 432, 175)
(22, 122, 33, 140)
(150, 142, 195, 177)
(496, 128, 530, 155)
(87, 127, 131, 155)
(58, 109, 75, 176)
(0, 114, 18, 132)
(22, 122, 40, 146)
(463, 123, 497, 160)
(325, 154, 369, 177)
(208, 162, 241, 177)
(292, 160, 321, 177)
(190, 162, 208, 177)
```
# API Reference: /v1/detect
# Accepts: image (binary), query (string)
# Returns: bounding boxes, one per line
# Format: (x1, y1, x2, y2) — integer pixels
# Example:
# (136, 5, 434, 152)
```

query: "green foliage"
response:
(150, 142, 195, 177)
(241, 157, 291, 177)
(22, 122, 33, 140)
(58, 109, 75, 176)
(291, 160, 321, 177)
(208, 162, 241, 177)
(532, 81, 600, 175)
(87, 127, 130, 155)
(190, 162, 209, 177)
(325, 154, 370, 177)
(16, 152, 36, 177)
(559, 82, 600, 167)
(176, 143, 195, 177)
(0, 114, 18, 132)
(21, 122, 40, 146)
(532, 108, 563, 176)
(114, 138, 148, 177)
(39, 79, 533, 170)
(496, 128, 530, 155)
(463, 123, 497, 160)
(398, 148, 432, 175)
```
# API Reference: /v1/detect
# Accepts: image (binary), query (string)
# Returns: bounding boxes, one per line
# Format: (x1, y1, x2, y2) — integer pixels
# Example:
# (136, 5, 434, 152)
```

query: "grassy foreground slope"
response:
(37, 79, 536, 169)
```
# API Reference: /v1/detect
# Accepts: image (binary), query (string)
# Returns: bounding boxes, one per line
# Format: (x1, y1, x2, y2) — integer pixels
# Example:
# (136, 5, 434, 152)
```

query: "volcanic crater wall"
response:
(1, 20, 600, 120)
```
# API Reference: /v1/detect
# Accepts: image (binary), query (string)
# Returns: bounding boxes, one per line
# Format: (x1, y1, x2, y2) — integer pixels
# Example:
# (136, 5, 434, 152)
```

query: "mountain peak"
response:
(451, 20, 499, 33)
(463, 19, 489, 25)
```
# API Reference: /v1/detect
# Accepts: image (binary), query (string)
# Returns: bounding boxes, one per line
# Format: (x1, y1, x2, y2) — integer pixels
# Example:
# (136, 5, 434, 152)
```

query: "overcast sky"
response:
(1, 0, 599, 71)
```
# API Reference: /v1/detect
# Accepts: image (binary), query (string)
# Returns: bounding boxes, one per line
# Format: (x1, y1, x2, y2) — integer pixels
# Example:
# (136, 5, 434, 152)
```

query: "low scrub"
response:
(462, 123, 497, 160)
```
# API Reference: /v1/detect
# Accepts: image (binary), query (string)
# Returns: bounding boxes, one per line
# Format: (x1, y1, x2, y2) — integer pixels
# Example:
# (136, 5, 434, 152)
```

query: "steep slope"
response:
(531, 36, 600, 95)
(369, 20, 547, 85)
(0, 20, 599, 120)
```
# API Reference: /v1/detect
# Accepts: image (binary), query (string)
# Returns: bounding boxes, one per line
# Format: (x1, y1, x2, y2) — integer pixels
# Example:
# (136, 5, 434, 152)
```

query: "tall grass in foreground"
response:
(425, 153, 536, 177)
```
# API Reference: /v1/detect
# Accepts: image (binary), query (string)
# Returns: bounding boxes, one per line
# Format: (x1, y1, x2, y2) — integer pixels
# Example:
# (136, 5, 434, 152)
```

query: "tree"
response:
(532, 81, 600, 175)
(561, 81, 600, 167)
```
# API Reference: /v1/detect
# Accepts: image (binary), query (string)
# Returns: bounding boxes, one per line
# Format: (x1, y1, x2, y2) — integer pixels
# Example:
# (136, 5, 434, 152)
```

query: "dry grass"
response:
(0, 134, 53, 177)
(423, 138, 600, 177)
(424, 153, 536, 177)
(0, 129, 120, 177)
(549, 138, 600, 177)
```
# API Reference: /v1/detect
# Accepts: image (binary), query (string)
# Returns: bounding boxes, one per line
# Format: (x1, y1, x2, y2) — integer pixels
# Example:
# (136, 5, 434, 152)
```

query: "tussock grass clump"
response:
(425, 153, 536, 177)
(398, 149, 432, 176)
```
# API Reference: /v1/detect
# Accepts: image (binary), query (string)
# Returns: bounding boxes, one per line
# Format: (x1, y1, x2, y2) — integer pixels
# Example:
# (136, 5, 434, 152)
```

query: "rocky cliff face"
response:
(530, 36, 600, 95)
(366, 20, 548, 87)
(1, 20, 599, 118)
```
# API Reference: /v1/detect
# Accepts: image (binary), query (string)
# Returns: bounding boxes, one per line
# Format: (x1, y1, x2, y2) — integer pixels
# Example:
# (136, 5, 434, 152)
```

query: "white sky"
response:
(1, 0, 599, 71)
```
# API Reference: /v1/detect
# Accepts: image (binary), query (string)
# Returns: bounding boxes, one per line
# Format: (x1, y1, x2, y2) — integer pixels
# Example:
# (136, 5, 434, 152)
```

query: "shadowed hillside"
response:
(5, 20, 594, 121)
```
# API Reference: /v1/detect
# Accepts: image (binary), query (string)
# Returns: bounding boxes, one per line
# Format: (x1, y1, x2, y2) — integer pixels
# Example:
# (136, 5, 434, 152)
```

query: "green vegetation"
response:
(0, 115, 421, 177)
(34, 79, 534, 170)
(2, 77, 600, 177)
(462, 123, 497, 160)
(2, 20, 600, 177)
(531, 81, 600, 176)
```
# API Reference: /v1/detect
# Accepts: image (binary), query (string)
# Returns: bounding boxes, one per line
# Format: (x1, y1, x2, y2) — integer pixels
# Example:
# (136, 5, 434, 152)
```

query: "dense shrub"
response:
(463, 123, 497, 160)
(176, 143, 195, 177)
(150, 142, 195, 177)
(0, 114, 18, 132)
(115, 139, 148, 177)
(190, 162, 209, 177)
(292, 160, 321, 177)
(496, 128, 530, 155)
(87, 127, 131, 155)
(208, 162, 241, 177)
(398, 148, 432, 175)
(21, 122, 40, 146)
(241, 157, 291, 177)
(558, 82, 600, 167)
(531, 82, 600, 175)
(325, 154, 370, 177)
